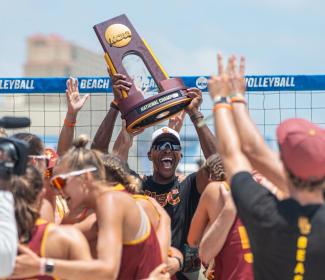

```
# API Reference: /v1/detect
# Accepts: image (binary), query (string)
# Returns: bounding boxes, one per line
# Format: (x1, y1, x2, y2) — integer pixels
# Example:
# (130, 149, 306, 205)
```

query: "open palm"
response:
(66, 77, 89, 114)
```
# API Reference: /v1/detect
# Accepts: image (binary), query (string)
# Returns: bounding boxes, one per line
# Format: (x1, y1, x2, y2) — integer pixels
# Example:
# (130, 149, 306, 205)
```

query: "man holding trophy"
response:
(93, 14, 218, 280)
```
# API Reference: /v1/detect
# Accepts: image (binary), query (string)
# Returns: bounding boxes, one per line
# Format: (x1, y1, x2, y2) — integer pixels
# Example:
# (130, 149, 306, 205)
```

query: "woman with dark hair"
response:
(10, 165, 92, 279)
(12, 132, 56, 223)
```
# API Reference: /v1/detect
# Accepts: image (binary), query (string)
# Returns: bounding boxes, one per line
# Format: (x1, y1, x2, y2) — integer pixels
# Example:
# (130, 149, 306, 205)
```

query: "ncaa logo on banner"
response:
(196, 76, 208, 90)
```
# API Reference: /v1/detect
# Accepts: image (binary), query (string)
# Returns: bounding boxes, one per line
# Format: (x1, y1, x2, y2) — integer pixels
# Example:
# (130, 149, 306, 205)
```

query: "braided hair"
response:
(204, 153, 226, 181)
(102, 153, 142, 194)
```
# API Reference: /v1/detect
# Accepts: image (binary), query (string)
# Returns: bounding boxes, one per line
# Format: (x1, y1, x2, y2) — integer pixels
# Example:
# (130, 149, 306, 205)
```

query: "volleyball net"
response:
(1, 75, 325, 175)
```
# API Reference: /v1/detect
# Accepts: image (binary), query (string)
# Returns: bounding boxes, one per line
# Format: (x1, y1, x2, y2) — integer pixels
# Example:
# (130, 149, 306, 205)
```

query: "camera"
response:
(0, 116, 31, 180)
(0, 137, 29, 180)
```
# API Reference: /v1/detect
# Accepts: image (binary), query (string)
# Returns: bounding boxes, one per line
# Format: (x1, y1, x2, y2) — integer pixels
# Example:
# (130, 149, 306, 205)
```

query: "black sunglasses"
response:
(152, 141, 181, 151)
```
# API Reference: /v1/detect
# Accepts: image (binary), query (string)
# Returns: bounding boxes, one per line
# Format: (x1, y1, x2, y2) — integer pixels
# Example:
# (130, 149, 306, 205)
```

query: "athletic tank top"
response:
(16, 219, 59, 280)
(111, 184, 162, 279)
(214, 217, 253, 280)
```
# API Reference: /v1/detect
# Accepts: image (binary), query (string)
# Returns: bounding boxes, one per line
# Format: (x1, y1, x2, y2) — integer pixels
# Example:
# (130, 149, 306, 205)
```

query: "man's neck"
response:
(290, 188, 324, 206)
(152, 173, 176, 185)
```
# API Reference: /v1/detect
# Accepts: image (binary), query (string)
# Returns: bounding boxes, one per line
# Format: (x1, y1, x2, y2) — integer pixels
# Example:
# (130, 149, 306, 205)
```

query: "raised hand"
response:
(208, 53, 231, 100)
(109, 68, 132, 101)
(66, 77, 89, 116)
(228, 56, 246, 95)
(168, 110, 186, 133)
(185, 87, 203, 115)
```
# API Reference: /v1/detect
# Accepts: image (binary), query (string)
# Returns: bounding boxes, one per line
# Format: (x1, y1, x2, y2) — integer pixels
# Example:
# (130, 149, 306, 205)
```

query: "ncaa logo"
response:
(196, 77, 208, 90)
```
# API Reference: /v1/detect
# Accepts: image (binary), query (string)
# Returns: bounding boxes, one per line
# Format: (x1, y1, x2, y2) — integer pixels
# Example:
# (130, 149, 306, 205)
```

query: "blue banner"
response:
(0, 75, 325, 93)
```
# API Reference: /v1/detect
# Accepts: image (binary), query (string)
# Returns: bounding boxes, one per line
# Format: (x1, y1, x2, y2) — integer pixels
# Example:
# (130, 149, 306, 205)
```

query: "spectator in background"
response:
(209, 53, 325, 280)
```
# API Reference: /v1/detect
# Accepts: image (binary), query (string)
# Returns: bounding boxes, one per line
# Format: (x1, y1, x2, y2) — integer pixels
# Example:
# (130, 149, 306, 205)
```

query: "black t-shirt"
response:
(231, 171, 325, 280)
(142, 173, 200, 250)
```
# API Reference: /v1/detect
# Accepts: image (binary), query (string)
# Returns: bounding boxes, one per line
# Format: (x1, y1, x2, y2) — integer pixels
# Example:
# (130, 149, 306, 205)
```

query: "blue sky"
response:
(1, 0, 324, 77)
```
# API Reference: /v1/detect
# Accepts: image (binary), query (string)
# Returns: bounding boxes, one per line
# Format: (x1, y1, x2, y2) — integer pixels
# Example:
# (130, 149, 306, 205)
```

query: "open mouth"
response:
(160, 156, 173, 169)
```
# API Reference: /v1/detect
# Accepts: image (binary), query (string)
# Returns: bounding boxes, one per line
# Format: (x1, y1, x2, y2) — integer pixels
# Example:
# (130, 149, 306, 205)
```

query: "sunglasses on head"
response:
(151, 141, 181, 151)
(29, 155, 50, 167)
(50, 167, 97, 192)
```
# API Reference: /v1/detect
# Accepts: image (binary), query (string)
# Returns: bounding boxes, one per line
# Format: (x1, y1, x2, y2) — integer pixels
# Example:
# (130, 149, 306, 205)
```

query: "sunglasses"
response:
(50, 167, 97, 192)
(152, 141, 181, 151)
(29, 155, 50, 167)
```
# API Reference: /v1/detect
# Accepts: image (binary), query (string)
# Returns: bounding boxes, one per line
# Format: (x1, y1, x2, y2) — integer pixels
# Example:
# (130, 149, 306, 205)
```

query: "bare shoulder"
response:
(103, 189, 135, 201)
(201, 181, 224, 201)
(136, 197, 158, 217)
(136, 197, 159, 229)
(45, 224, 88, 259)
(99, 190, 138, 212)
(48, 224, 86, 243)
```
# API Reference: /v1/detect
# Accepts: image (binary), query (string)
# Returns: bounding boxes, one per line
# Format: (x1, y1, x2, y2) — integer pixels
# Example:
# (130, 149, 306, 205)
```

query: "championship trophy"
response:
(93, 14, 191, 133)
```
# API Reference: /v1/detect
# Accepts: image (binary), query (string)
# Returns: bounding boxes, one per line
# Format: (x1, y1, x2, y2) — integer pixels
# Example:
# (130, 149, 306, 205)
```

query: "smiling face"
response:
(148, 136, 182, 183)
(52, 163, 89, 213)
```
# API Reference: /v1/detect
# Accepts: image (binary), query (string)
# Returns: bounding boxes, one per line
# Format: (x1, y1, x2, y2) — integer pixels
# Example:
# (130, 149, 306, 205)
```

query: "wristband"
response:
(213, 103, 232, 112)
(190, 112, 204, 124)
(110, 100, 119, 110)
(230, 93, 246, 104)
(64, 118, 76, 128)
(173, 256, 183, 271)
(213, 96, 230, 105)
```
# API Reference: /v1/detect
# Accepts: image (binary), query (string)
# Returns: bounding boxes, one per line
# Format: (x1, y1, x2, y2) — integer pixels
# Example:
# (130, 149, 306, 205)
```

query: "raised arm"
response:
(57, 78, 89, 156)
(184, 88, 219, 193)
(228, 58, 288, 194)
(187, 181, 224, 247)
(91, 106, 119, 153)
(112, 120, 144, 161)
(91, 73, 132, 153)
(208, 54, 252, 178)
(186, 88, 217, 159)
(199, 184, 237, 264)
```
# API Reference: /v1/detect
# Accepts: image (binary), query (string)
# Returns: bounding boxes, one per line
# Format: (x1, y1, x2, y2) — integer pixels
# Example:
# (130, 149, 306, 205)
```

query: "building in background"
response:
(24, 34, 107, 77)
(19, 34, 116, 157)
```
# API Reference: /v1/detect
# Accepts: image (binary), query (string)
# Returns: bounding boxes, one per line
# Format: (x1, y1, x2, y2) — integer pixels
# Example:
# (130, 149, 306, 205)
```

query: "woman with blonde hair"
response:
(13, 135, 162, 280)
(101, 153, 183, 277)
